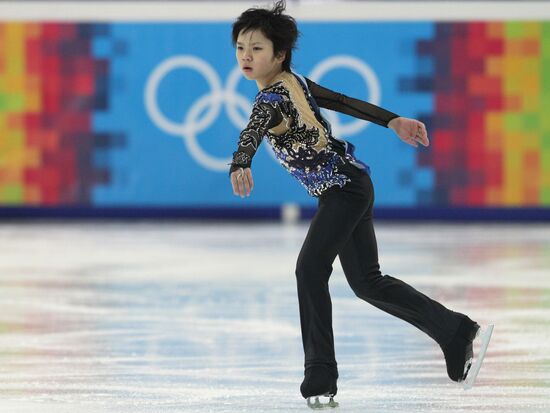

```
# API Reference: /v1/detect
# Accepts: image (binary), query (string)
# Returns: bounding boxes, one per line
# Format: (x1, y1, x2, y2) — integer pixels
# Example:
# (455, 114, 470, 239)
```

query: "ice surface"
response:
(0, 222, 549, 412)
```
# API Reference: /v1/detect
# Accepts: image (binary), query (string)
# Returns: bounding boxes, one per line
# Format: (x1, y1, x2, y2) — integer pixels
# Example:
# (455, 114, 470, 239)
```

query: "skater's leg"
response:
(337, 173, 469, 346)
(337, 173, 481, 382)
(295, 184, 369, 372)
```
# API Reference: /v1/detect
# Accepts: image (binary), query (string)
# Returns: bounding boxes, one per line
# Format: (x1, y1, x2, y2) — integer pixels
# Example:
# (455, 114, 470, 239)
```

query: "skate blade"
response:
(463, 324, 494, 390)
(306, 394, 339, 409)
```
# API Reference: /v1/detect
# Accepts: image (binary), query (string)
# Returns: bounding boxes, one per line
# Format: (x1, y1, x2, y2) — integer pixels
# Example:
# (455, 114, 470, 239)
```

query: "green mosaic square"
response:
(506, 22, 526, 39)
(505, 114, 522, 131)
(522, 113, 539, 131)
(0, 184, 23, 203)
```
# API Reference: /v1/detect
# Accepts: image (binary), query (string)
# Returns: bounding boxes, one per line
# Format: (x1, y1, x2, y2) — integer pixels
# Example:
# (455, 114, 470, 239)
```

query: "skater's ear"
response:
(274, 49, 286, 64)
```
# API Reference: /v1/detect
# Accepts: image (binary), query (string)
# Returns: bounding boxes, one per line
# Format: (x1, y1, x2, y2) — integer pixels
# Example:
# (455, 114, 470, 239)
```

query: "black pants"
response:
(295, 162, 464, 372)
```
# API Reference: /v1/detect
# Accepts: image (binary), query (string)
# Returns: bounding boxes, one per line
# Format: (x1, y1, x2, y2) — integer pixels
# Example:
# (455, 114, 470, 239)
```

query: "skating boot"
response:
(441, 316, 494, 389)
(300, 365, 339, 409)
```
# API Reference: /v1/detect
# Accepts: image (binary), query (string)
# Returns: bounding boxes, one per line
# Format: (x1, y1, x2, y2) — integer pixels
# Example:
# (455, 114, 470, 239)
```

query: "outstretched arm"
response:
(229, 96, 283, 197)
(305, 77, 429, 147)
(304, 77, 399, 127)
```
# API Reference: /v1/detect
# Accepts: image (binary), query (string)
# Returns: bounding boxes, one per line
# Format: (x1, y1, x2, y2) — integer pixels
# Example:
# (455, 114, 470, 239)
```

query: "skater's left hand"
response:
(388, 117, 429, 148)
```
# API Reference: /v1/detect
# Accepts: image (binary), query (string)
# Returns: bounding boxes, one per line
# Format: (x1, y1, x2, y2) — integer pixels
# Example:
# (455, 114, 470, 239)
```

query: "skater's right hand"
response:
(230, 167, 254, 198)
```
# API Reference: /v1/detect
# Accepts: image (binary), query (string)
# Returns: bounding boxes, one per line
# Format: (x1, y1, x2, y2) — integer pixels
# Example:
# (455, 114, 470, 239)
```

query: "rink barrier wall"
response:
(1, 3, 550, 220)
(1, 206, 549, 222)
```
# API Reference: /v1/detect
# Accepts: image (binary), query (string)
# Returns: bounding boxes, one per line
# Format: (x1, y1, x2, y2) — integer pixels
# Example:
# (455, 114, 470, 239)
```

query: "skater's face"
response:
(236, 29, 286, 89)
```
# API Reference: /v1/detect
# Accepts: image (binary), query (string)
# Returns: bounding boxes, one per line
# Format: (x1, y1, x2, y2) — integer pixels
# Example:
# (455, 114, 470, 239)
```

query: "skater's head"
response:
(232, 0, 299, 83)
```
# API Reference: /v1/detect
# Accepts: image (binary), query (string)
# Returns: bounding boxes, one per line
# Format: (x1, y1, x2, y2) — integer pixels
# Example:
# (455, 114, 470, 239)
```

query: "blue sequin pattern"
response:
(258, 81, 352, 197)
(272, 144, 350, 196)
(257, 92, 283, 105)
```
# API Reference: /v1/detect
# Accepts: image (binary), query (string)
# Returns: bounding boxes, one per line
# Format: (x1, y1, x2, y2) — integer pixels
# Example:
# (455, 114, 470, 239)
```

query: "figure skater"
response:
(228, 1, 493, 408)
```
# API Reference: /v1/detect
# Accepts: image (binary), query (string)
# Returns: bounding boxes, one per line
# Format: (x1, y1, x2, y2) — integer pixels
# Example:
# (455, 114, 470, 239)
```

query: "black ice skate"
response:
(300, 365, 339, 409)
(441, 317, 494, 389)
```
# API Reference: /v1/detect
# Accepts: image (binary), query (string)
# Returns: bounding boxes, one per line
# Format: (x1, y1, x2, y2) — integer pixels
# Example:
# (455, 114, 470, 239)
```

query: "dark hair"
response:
(231, 0, 299, 72)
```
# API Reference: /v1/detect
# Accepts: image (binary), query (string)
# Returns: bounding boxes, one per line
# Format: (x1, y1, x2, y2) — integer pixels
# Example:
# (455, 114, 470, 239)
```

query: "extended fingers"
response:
(231, 173, 238, 196)
(231, 168, 253, 198)
(417, 122, 429, 146)
(405, 121, 429, 148)
(406, 136, 419, 147)
(244, 168, 254, 195)
(242, 171, 251, 197)
(231, 169, 244, 197)
(237, 169, 246, 197)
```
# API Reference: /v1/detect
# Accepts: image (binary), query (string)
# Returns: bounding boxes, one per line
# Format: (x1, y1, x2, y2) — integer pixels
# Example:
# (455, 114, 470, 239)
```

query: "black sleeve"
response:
(304, 77, 399, 128)
(229, 99, 283, 175)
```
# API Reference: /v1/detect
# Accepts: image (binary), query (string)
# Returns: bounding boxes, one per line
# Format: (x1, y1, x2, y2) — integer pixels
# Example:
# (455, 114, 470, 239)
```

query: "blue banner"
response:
(92, 23, 433, 206)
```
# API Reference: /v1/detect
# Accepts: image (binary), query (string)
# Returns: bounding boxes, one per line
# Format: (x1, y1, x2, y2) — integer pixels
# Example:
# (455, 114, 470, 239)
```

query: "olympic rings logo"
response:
(144, 55, 381, 172)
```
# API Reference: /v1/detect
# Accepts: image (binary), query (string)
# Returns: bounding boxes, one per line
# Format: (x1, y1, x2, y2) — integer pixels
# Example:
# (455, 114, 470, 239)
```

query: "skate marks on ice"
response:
(0, 222, 549, 412)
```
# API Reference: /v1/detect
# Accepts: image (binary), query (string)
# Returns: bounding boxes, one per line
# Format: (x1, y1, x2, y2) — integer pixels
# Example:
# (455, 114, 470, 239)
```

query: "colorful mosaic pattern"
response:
(0, 21, 548, 208)
(0, 23, 122, 205)
(410, 22, 550, 206)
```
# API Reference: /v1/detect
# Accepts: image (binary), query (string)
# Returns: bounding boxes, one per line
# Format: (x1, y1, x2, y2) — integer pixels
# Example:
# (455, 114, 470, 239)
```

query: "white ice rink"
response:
(0, 221, 549, 412)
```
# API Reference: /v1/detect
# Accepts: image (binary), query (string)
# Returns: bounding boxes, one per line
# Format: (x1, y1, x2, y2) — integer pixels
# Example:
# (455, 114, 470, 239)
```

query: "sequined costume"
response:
(229, 70, 399, 196)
